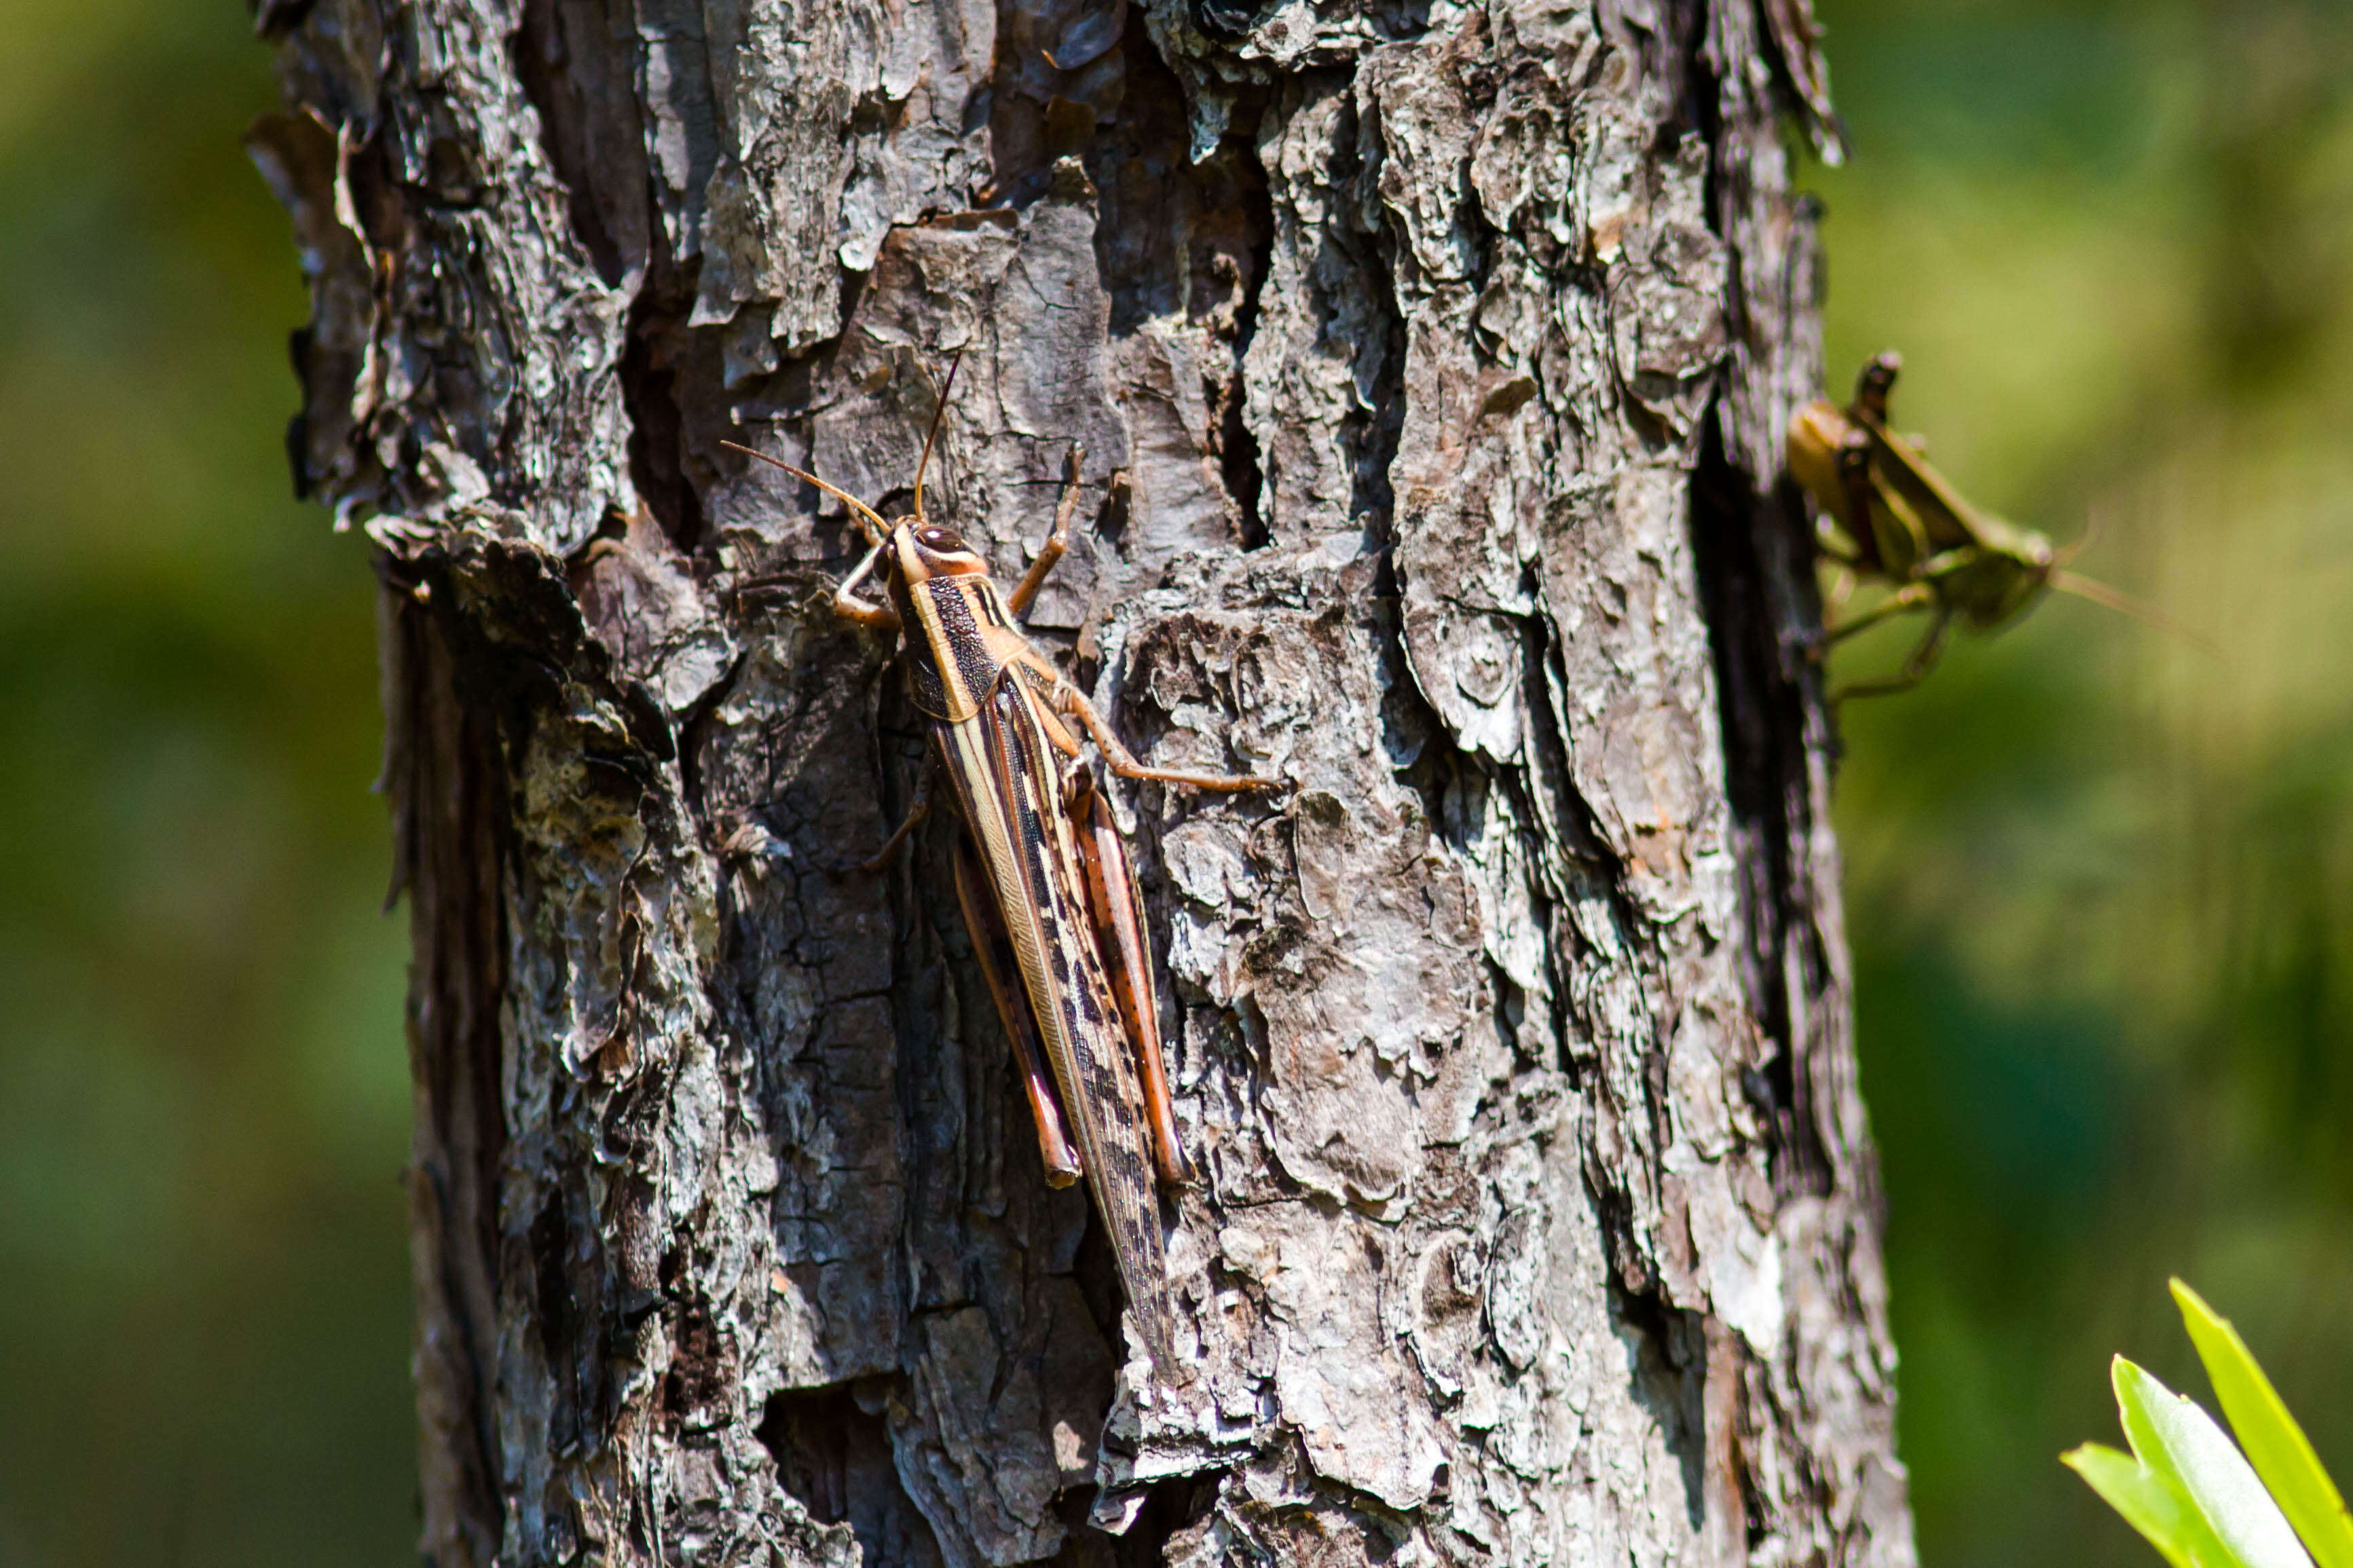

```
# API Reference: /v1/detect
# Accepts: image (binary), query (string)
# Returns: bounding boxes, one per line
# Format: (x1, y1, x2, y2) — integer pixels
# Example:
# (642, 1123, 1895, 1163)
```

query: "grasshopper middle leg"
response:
(1007, 445, 1084, 618)
(1833, 601, 1954, 702)
(1054, 681, 1272, 794)
(857, 755, 939, 872)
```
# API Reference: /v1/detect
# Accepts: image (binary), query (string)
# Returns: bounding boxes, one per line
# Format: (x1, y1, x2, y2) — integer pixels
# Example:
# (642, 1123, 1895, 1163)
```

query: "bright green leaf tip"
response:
(2092, 1356, 2257, 1568)
(2171, 1280, 2353, 1568)
(2127, 1351, 2310, 1568)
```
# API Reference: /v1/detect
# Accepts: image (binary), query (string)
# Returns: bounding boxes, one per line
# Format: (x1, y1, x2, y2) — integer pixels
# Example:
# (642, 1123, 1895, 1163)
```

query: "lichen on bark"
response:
(253, 0, 1914, 1563)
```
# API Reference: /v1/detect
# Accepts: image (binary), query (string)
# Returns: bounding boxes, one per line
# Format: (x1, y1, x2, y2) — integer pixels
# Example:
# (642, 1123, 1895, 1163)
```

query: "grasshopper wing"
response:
(938, 668, 1182, 1375)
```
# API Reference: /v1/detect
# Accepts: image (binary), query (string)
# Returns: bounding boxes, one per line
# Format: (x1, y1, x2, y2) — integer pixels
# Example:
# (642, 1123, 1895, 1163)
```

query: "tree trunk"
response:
(251, 0, 1912, 1563)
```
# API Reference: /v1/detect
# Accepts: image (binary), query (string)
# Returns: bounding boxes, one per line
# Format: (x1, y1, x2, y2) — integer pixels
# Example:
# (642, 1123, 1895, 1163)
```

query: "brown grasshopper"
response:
(1788, 352, 2185, 698)
(725, 361, 1268, 1375)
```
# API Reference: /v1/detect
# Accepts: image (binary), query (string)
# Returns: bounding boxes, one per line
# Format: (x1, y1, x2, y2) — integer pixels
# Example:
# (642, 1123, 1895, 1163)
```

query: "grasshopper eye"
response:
(918, 525, 966, 553)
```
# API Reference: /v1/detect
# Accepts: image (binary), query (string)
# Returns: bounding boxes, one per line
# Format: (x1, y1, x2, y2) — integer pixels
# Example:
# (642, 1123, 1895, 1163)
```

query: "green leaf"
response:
(2067, 1442, 2215, 1568)
(2174, 1281, 2353, 1568)
(2116, 1356, 2314, 1568)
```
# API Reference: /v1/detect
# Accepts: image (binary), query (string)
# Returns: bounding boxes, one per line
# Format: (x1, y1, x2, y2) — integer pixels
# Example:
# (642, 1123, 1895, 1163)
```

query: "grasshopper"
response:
(724, 362, 1267, 1375)
(1787, 352, 2181, 698)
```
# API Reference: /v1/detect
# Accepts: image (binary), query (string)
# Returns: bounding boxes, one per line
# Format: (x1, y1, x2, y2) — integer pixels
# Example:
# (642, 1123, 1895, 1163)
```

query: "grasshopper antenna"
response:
(2040, 496, 2215, 652)
(912, 346, 965, 524)
(2050, 570, 2219, 657)
(720, 441, 891, 546)
(2055, 496, 2112, 570)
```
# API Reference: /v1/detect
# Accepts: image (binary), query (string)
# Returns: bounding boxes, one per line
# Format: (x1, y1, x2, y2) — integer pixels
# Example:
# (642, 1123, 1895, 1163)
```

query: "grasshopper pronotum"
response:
(1788, 352, 2189, 698)
(726, 359, 1268, 1375)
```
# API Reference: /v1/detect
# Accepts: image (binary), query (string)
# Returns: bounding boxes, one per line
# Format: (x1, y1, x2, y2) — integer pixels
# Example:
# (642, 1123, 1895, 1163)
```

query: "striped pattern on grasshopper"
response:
(725, 388, 1266, 1377)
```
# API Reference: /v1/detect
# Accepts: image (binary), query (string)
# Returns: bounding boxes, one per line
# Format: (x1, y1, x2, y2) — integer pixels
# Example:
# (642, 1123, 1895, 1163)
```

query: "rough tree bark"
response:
(250, 0, 1910, 1563)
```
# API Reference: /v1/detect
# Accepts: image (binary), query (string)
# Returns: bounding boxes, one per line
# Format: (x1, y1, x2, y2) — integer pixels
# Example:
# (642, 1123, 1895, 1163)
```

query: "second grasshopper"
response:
(1788, 352, 2177, 698)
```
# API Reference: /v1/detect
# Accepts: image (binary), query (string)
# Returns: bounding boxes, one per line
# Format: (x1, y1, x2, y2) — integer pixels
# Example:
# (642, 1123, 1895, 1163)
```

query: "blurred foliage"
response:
(0, 0, 2343, 1563)
(0, 0, 411, 1562)
(1812, 1, 2353, 1567)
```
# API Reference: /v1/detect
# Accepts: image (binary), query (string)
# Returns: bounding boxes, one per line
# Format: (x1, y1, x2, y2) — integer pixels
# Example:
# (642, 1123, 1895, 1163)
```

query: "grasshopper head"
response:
(889, 517, 988, 584)
(1940, 521, 2056, 629)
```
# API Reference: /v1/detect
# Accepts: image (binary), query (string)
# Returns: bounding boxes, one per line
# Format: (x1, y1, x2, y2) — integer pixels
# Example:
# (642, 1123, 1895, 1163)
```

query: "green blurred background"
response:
(0, 0, 2344, 1562)
(1816, 1, 2353, 1565)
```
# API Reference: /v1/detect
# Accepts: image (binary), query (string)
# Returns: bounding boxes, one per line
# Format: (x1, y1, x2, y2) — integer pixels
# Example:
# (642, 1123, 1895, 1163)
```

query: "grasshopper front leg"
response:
(831, 538, 901, 631)
(1818, 580, 1935, 649)
(950, 836, 1085, 1187)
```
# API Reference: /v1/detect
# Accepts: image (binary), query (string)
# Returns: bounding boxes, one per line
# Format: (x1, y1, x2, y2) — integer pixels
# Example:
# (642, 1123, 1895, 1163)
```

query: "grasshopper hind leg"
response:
(1067, 775, 1196, 1187)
